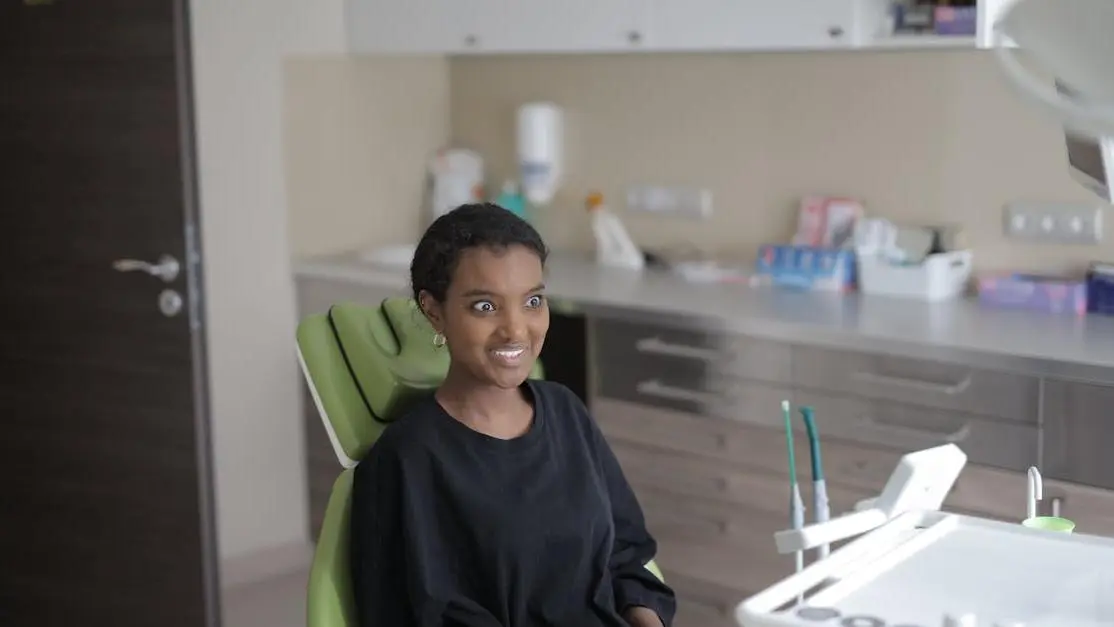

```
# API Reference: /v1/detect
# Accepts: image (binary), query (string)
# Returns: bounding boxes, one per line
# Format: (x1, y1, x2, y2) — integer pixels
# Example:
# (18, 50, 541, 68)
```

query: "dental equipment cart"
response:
(735, 444, 1114, 627)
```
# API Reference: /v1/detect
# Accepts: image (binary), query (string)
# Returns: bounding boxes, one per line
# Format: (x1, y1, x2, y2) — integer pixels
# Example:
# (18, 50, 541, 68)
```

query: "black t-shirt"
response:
(350, 379, 676, 627)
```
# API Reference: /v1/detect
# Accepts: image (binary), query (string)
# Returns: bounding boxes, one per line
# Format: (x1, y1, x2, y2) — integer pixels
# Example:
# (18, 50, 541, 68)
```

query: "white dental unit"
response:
(736, 1, 1114, 625)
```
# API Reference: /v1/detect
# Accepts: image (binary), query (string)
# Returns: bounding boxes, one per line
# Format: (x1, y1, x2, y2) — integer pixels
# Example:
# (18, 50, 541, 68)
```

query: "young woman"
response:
(351, 203, 675, 627)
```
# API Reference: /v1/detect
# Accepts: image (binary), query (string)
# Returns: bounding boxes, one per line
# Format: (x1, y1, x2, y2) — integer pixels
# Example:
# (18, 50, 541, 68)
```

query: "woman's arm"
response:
(351, 433, 504, 627)
(590, 420, 678, 627)
(350, 441, 416, 627)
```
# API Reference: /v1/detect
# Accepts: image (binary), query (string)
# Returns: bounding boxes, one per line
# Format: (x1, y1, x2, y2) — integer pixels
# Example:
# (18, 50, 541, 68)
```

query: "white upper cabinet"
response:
(644, 0, 858, 51)
(346, 0, 473, 54)
(346, 0, 649, 54)
(345, 0, 1003, 55)
(464, 0, 650, 53)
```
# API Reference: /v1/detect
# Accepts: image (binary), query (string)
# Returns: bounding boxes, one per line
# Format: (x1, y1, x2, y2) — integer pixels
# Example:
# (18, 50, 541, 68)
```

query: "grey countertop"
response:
(295, 252, 1114, 385)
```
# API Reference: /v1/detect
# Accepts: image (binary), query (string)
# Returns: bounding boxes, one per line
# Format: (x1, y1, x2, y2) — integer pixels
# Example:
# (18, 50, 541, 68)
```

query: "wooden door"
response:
(0, 1, 220, 625)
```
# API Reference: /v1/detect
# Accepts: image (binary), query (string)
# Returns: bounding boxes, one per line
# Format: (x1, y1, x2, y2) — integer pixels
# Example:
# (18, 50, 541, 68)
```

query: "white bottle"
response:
(587, 192, 644, 271)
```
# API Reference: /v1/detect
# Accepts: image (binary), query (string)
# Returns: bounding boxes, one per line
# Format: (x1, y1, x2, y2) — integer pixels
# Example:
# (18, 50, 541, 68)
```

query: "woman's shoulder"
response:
(528, 379, 589, 417)
(358, 394, 443, 462)
(527, 379, 602, 440)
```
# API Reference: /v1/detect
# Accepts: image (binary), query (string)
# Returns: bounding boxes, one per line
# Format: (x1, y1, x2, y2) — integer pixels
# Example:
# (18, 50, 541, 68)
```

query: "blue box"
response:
(755, 245, 857, 292)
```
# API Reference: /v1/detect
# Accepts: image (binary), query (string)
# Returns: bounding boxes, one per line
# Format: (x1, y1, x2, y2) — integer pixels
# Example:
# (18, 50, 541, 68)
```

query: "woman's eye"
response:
(471, 300, 496, 313)
(526, 295, 545, 308)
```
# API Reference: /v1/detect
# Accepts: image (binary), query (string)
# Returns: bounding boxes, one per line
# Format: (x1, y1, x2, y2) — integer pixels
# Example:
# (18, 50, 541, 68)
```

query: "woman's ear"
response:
(417, 290, 444, 332)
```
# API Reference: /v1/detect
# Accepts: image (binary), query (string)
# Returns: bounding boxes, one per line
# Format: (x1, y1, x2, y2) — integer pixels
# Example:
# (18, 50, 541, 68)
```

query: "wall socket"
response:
(1002, 202, 1104, 244)
(626, 185, 713, 219)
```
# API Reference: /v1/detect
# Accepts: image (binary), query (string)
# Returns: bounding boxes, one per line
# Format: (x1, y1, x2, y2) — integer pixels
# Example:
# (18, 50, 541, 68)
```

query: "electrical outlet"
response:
(625, 185, 713, 219)
(1002, 202, 1104, 244)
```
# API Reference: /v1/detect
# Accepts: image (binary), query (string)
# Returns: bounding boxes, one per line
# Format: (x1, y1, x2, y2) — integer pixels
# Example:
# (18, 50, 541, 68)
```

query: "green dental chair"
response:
(296, 297, 663, 627)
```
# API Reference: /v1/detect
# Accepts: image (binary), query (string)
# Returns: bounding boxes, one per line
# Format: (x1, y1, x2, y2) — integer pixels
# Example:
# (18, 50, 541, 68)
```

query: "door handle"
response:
(113, 254, 180, 283)
(860, 415, 972, 449)
(851, 370, 973, 396)
(634, 337, 727, 363)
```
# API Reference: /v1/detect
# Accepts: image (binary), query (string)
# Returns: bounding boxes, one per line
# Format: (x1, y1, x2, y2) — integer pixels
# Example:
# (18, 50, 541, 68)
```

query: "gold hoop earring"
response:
(432, 332, 446, 347)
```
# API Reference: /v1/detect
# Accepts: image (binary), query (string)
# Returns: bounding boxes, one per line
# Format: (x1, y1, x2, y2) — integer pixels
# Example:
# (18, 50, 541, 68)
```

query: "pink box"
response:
(977, 274, 1087, 316)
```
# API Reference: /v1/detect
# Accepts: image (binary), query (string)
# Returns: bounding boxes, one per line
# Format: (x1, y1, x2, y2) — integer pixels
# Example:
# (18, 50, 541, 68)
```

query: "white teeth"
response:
(493, 349, 525, 359)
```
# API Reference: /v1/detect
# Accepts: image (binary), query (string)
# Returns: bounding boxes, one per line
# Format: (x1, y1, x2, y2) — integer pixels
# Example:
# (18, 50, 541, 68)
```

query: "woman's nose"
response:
(498, 310, 528, 343)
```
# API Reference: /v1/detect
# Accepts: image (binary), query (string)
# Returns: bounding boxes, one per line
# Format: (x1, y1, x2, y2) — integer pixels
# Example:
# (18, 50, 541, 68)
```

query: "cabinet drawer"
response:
(663, 569, 742, 627)
(594, 398, 1035, 523)
(592, 318, 792, 385)
(933, 465, 1114, 538)
(595, 398, 899, 498)
(638, 487, 803, 552)
(656, 537, 788, 611)
(1043, 478, 1114, 538)
(611, 441, 872, 518)
(596, 363, 791, 429)
(793, 390, 1037, 472)
(792, 345, 1039, 424)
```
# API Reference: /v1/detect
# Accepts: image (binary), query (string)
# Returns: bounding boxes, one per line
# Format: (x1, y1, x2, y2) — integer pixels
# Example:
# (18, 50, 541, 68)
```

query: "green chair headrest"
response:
(296, 297, 542, 467)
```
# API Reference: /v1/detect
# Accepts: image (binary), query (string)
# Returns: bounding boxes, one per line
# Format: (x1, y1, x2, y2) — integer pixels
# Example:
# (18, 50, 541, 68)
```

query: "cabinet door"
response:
(647, 0, 854, 51)
(346, 0, 475, 54)
(1042, 379, 1114, 491)
(464, 0, 649, 53)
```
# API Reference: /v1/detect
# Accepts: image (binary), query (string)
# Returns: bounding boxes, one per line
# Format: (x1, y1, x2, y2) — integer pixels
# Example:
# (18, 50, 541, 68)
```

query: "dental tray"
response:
(736, 509, 1114, 627)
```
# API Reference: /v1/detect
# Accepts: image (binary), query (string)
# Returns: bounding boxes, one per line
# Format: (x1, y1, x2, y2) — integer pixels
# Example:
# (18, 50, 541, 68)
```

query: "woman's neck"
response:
(436, 367, 533, 439)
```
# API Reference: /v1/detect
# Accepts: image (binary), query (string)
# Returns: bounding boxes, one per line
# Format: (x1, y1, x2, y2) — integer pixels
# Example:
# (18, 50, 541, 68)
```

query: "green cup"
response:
(1022, 516, 1076, 534)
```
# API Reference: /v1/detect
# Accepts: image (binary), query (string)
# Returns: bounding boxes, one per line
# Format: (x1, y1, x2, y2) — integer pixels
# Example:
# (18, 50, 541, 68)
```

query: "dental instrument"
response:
(781, 400, 805, 603)
(1027, 466, 1043, 521)
(799, 406, 830, 560)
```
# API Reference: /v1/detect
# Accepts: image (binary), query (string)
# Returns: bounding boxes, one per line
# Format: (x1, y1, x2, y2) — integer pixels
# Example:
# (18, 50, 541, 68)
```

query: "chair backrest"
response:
(297, 298, 545, 468)
(297, 297, 543, 627)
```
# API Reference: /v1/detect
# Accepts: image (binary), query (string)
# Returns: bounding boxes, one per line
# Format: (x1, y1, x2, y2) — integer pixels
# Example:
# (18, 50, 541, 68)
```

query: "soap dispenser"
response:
(587, 191, 644, 271)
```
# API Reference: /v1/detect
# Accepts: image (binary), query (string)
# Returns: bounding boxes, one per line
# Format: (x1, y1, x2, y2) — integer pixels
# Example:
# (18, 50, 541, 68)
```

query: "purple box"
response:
(977, 274, 1087, 316)
(934, 6, 977, 36)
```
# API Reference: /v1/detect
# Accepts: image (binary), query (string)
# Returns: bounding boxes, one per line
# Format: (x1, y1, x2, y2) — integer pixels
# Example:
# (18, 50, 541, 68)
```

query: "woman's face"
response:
(423, 244, 549, 390)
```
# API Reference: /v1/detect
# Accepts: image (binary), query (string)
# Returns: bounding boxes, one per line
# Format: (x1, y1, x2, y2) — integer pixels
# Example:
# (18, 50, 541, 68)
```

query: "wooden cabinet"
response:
(1042, 379, 1114, 491)
(646, 0, 856, 51)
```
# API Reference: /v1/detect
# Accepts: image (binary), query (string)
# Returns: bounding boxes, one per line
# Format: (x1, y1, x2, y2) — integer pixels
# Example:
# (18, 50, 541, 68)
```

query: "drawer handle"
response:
(635, 379, 733, 406)
(635, 337, 727, 363)
(861, 416, 971, 448)
(851, 371, 973, 396)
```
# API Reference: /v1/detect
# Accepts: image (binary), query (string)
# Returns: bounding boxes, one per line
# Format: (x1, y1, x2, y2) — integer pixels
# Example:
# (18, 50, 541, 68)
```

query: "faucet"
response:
(1027, 466, 1043, 520)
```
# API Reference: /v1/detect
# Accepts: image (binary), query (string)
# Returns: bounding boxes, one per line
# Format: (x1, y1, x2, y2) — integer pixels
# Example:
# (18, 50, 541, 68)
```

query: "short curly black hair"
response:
(410, 202, 549, 305)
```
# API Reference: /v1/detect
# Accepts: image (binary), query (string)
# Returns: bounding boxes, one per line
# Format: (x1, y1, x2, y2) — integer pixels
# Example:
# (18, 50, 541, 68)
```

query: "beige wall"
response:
(285, 57, 451, 257)
(450, 50, 1107, 275)
(190, 0, 308, 570)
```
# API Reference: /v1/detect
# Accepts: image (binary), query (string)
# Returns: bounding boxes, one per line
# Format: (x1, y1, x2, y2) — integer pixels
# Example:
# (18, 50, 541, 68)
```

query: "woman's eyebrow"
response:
(460, 283, 546, 298)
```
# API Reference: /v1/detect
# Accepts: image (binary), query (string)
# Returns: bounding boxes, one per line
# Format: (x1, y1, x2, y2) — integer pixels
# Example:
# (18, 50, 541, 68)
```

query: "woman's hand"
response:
(623, 606, 664, 627)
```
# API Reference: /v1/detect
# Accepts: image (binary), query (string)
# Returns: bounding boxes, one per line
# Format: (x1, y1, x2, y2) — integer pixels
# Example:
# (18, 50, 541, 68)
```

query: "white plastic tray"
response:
(737, 510, 1114, 627)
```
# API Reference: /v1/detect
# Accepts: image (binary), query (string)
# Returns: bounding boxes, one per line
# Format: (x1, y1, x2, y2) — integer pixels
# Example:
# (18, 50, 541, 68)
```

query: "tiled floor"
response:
(222, 567, 309, 627)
